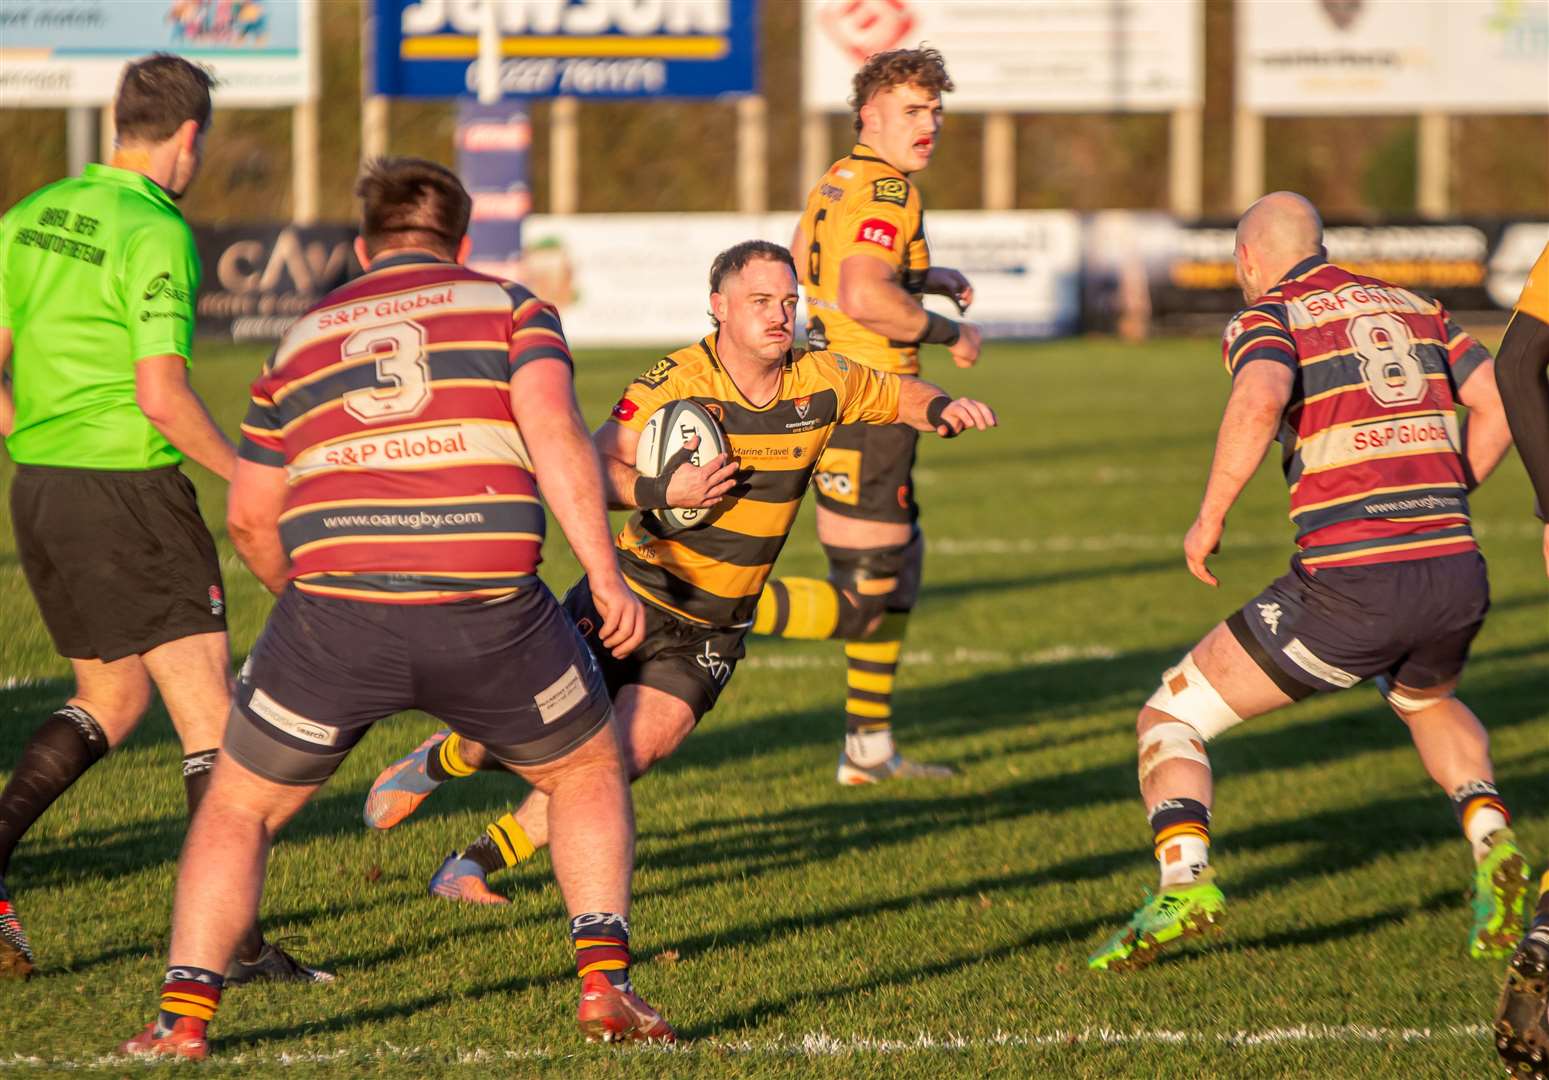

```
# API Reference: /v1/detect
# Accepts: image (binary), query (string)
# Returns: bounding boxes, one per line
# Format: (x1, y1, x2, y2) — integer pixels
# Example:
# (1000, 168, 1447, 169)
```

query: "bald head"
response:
(1234, 191, 1325, 302)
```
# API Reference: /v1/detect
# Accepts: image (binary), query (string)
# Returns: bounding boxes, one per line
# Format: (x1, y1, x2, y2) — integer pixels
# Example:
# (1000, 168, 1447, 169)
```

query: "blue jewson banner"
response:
(373, 0, 758, 99)
(457, 100, 532, 284)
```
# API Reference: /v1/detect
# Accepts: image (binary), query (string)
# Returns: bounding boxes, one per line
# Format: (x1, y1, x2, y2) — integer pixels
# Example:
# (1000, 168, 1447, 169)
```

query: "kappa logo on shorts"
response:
(575, 616, 595, 638)
(208, 585, 224, 617)
(695, 641, 731, 685)
(1256, 601, 1283, 635)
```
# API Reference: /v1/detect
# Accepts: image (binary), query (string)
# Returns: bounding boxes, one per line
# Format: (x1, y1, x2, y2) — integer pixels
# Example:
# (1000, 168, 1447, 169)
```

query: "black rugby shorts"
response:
(11, 464, 226, 661)
(561, 576, 746, 723)
(813, 421, 919, 526)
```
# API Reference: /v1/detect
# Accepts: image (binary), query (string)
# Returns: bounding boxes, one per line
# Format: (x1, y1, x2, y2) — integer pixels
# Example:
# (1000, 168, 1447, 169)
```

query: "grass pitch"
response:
(1, 337, 1544, 1078)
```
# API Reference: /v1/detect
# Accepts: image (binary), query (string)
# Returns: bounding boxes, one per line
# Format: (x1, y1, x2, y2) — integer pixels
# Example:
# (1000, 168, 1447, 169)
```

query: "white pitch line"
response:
(743, 644, 1118, 671)
(0, 1024, 1491, 1070)
(931, 519, 1545, 558)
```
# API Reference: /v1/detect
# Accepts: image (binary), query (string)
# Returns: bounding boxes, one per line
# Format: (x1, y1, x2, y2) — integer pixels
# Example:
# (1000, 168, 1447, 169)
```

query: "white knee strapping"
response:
(1375, 674, 1451, 714)
(1137, 721, 1211, 786)
(1144, 654, 1243, 741)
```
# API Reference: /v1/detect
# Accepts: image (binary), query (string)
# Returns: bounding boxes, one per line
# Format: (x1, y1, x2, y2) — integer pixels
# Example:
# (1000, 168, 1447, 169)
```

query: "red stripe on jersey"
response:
(284, 386, 515, 449)
(290, 537, 543, 578)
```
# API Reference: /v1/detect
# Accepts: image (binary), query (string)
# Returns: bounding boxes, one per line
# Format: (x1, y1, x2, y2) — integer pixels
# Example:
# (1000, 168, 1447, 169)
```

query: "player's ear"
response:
(353, 236, 373, 270)
(710, 291, 728, 324)
(454, 234, 473, 265)
(858, 101, 878, 135)
(175, 118, 200, 155)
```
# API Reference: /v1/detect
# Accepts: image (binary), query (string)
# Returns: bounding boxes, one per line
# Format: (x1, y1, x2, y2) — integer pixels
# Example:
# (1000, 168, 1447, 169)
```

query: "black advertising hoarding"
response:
(1084, 215, 1549, 334)
(193, 225, 362, 341)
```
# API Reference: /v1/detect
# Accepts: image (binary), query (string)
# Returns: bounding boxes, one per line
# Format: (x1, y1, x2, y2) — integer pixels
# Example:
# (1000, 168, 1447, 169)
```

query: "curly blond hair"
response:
(849, 46, 954, 134)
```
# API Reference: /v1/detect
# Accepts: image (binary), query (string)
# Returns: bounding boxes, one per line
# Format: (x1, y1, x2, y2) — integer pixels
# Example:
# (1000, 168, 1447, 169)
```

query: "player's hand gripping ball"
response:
(635, 400, 732, 530)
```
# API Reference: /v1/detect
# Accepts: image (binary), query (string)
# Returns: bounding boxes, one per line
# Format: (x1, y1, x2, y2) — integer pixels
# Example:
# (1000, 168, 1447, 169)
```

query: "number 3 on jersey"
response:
(342, 319, 432, 423)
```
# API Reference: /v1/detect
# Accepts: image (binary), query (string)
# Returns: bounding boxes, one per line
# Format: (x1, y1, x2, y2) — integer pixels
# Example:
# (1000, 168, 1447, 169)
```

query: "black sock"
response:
(464, 834, 507, 876)
(182, 750, 264, 965)
(0, 706, 108, 875)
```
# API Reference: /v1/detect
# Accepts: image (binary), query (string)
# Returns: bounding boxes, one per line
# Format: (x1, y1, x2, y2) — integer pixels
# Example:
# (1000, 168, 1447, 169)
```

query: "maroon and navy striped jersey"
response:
(1223, 256, 1491, 569)
(238, 252, 569, 604)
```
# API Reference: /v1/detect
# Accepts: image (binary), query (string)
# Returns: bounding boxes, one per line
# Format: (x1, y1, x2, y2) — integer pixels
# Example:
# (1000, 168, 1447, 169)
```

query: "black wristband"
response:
(925, 396, 954, 436)
(633, 472, 672, 509)
(918, 311, 960, 346)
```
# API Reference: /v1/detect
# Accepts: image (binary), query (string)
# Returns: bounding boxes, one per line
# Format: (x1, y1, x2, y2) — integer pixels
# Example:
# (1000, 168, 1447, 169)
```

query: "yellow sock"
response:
(753, 578, 841, 639)
(483, 812, 537, 868)
(844, 612, 907, 728)
(437, 732, 476, 778)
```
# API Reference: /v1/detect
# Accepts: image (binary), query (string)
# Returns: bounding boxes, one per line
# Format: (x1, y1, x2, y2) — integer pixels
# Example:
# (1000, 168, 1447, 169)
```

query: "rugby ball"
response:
(635, 400, 730, 530)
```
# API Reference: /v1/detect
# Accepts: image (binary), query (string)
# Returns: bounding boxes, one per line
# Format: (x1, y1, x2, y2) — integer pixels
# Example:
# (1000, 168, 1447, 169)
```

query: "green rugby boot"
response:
(1088, 868, 1226, 972)
(1473, 829, 1531, 959)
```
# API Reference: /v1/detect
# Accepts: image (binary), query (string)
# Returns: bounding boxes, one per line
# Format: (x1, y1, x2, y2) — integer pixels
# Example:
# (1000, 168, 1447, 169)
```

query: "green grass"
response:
(1, 338, 1545, 1078)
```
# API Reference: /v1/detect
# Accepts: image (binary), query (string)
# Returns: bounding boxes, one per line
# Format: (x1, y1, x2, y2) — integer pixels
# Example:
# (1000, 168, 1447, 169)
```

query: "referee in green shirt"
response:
(0, 54, 326, 984)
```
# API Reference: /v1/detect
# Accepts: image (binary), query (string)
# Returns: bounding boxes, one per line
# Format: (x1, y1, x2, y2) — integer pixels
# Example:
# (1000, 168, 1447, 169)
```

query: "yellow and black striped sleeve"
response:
(607, 354, 685, 432)
(828, 353, 901, 425)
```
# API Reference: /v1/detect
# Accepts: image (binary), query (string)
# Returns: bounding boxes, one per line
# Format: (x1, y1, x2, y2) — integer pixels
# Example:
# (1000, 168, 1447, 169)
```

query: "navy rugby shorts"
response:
(1229, 550, 1489, 698)
(225, 583, 610, 785)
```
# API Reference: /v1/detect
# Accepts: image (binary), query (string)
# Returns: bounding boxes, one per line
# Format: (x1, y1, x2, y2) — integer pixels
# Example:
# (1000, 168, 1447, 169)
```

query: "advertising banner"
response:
(0, 0, 316, 107)
(1239, 0, 1549, 115)
(456, 100, 532, 284)
(513, 210, 1082, 348)
(374, 0, 758, 99)
(194, 224, 360, 341)
(1083, 214, 1549, 334)
(803, 0, 1201, 112)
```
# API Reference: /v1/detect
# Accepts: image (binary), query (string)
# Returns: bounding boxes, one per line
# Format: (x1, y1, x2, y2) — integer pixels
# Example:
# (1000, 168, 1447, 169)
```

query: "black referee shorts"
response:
(10, 464, 227, 662)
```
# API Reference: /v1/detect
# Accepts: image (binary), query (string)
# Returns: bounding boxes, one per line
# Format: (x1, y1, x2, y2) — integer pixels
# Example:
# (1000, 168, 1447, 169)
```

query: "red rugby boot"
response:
(576, 971, 676, 1044)
(119, 1017, 210, 1060)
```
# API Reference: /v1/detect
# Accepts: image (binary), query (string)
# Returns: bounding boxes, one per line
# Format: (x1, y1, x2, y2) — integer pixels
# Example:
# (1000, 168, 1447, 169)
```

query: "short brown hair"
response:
(355, 157, 472, 258)
(849, 46, 954, 134)
(114, 53, 215, 145)
(708, 241, 796, 327)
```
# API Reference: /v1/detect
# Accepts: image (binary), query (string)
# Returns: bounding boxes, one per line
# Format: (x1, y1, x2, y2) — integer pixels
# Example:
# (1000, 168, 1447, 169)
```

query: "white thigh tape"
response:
(1144, 654, 1243, 741)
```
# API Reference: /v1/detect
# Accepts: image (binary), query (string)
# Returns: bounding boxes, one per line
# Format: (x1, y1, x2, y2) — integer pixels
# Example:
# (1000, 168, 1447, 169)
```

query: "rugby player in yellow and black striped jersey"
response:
(360, 241, 997, 903)
(769, 46, 985, 785)
(1491, 237, 1549, 1077)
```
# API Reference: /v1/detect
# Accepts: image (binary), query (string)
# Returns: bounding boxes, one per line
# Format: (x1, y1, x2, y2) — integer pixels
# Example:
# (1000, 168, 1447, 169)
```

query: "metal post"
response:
(737, 95, 768, 213)
(99, 104, 117, 163)
(292, 100, 319, 224)
(1417, 111, 1451, 220)
(801, 110, 828, 200)
(67, 107, 96, 173)
(1231, 107, 1264, 212)
(1169, 105, 1203, 218)
(477, 0, 502, 105)
(551, 96, 580, 215)
(983, 112, 1015, 210)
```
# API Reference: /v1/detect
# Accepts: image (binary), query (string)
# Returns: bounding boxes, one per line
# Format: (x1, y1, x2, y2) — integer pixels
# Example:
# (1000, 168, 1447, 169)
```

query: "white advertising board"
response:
(802, 0, 1201, 113)
(0, 0, 317, 108)
(514, 211, 1082, 348)
(1239, 0, 1549, 115)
